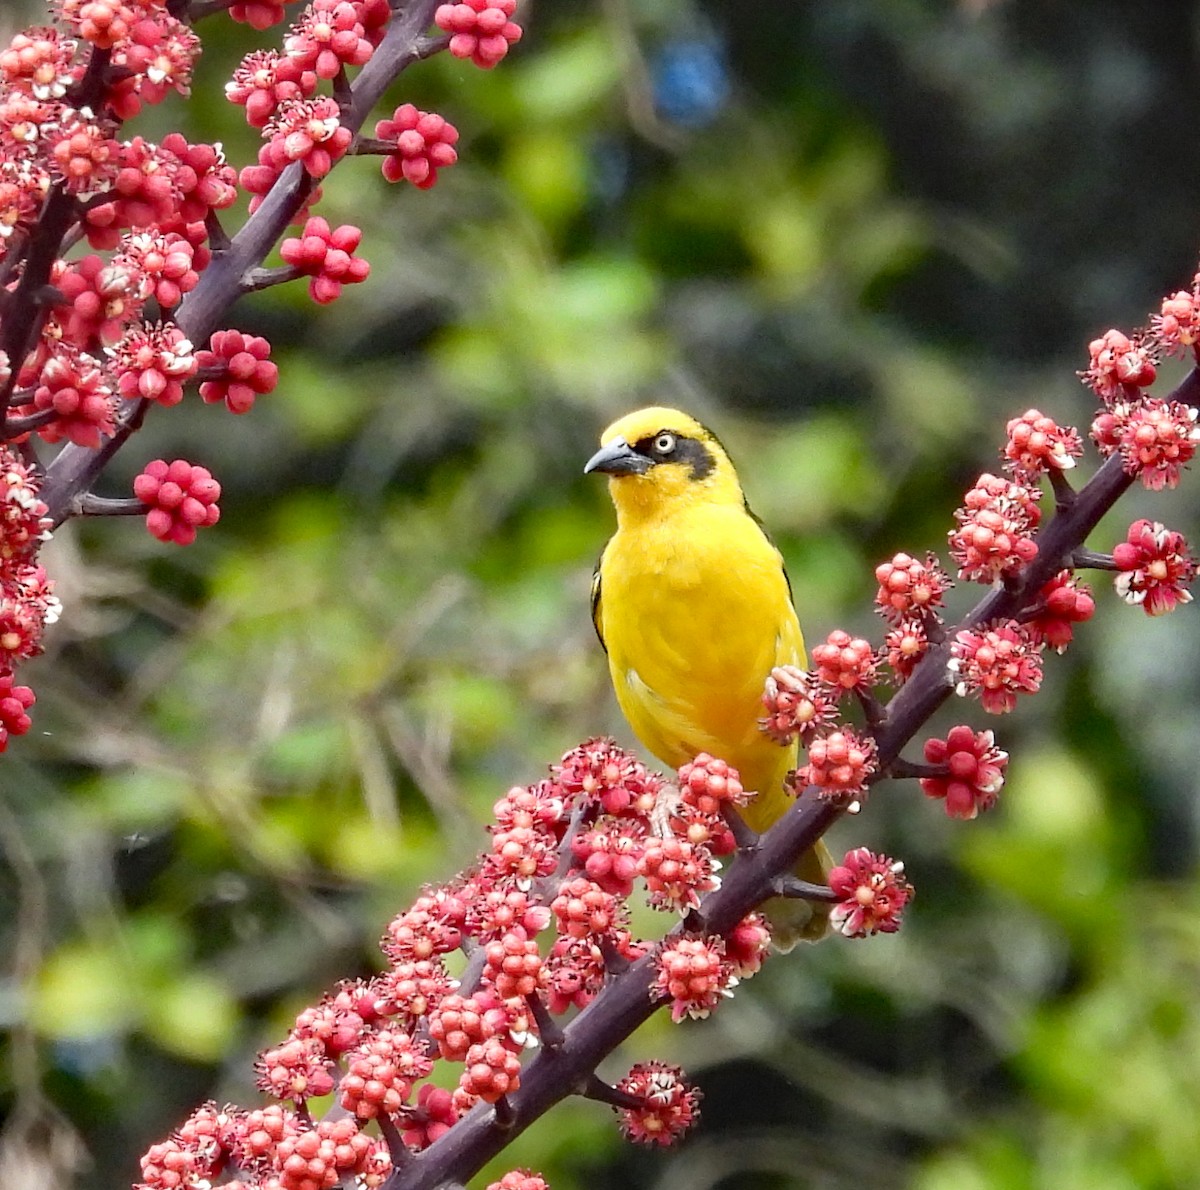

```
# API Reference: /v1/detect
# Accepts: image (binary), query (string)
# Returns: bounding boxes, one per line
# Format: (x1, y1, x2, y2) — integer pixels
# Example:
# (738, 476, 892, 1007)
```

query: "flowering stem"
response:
(38, 0, 446, 527)
(770, 875, 838, 903)
(524, 993, 564, 1051)
(1048, 464, 1076, 510)
(186, 0, 238, 19)
(241, 265, 303, 293)
(72, 494, 145, 517)
(579, 1074, 642, 1110)
(2, 408, 59, 438)
(379, 1114, 413, 1171)
(384, 363, 1200, 1190)
(887, 758, 945, 780)
(1070, 547, 1119, 571)
(352, 138, 399, 155)
(0, 186, 77, 413)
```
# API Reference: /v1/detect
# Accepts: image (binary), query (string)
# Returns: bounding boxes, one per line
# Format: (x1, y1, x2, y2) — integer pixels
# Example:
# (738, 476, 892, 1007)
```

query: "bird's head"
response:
(584, 406, 744, 520)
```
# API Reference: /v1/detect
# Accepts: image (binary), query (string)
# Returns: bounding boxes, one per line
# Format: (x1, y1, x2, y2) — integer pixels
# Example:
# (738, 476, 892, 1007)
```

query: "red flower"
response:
(435, 0, 523, 69)
(1113, 519, 1196, 616)
(949, 621, 1044, 713)
(428, 992, 495, 1061)
(226, 49, 318, 128)
(266, 95, 353, 179)
(1003, 408, 1083, 484)
(279, 216, 370, 304)
(545, 935, 606, 1013)
(654, 935, 734, 1022)
(551, 875, 623, 938)
(110, 321, 197, 407)
(1117, 398, 1200, 491)
(0, 449, 51, 575)
(920, 725, 1008, 819)
(61, 0, 137, 48)
(51, 254, 143, 349)
(0, 671, 35, 753)
(949, 473, 1040, 582)
(133, 459, 221, 546)
(26, 347, 115, 448)
(677, 751, 751, 810)
(112, 12, 200, 107)
(375, 103, 460, 189)
(115, 230, 200, 309)
(554, 736, 660, 816)
(724, 911, 771, 979)
(873, 551, 950, 622)
(461, 1037, 522, 1103)
(615, 1061, 702, 1146)
(811, 628, 879, 692)
(229, 0, 289, 29)
(759, 663, 838, 744)
(255, 1035, 334, 1103)
(487, 1172, 549, 1190)
(1025, 570, 1095, 652)
(340, 1026, 432, 1119)
(883, 616, 928, 682)
(482, 928, 546, 999)
(401, 1083, 459, 1151)
(1081, 327, 1157, 401)
(827, 847, 914, 937)
(794, 727, 878, 810)
(0, 27, 76, 100)
(196, 329, 278, 414)
(1153, 280, 1200, 355)
(285, 0, 374, 79)
(637, 836, 720, 913)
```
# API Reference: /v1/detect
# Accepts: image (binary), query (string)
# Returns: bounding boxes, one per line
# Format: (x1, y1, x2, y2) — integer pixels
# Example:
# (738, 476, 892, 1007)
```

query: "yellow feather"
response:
(588, 407, 831, 946)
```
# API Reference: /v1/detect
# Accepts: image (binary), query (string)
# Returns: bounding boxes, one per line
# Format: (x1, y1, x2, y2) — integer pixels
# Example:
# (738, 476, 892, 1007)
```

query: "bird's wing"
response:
(744, 496, 799, 615)
(590, 555, 607, 653)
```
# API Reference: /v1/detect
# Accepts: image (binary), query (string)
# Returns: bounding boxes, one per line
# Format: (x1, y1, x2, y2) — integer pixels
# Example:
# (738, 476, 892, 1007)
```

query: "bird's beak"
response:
(584, 437, 652, 476)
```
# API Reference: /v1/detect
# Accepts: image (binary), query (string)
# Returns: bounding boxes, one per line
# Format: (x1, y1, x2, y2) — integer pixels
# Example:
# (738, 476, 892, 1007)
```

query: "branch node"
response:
(378, 1113, 412, 1170)
(579, 1073, 641, 1110)
(888, 757, 946, 780)
(720, 803, 759, 851)
(1048, 465, 1076, 511)
(771, 875, 837, 904)
(853, 686, 888, 730)
(492, 1094, 517, 1132)
(241, 264, 301, 293)
(525, 994, 564, 1051)
(1071, 547, 1119, 571)
(72, 494, 145, 518)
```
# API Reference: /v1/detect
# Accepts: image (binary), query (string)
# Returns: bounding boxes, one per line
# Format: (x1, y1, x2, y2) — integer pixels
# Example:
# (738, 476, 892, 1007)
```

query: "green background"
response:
(4, 1, 1200, 1187)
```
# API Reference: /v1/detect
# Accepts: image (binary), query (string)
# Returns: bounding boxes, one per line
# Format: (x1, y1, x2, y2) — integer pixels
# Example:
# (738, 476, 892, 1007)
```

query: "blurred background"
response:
(5, 0, 1200, 1186)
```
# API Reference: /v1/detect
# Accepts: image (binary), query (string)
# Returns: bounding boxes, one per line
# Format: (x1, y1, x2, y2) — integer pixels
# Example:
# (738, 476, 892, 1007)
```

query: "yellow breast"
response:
(597, 501, 804, 815)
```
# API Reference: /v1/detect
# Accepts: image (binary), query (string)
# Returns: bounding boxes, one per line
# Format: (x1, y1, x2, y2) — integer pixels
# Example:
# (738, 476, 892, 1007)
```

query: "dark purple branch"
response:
(0, 186, 78, 412)
(39, 0, 445, 525)
(187, 0, 239, 19)
(771, 875, 839, 903)
(1071, 547, 1119, 571)
(2, 408, 58, 438)
(73, 494, 145, 516)
(242, 264, 302, 292)
(384, 364, 1200, 1190)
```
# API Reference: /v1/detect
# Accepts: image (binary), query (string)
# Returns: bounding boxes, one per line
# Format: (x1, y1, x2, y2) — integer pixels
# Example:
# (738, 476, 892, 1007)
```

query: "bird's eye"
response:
(653, 432, 676, 456)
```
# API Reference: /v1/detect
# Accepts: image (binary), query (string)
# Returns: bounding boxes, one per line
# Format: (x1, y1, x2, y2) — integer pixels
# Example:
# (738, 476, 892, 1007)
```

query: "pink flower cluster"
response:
(136, 738, 769, 1188)
(0, 0, 532, 762)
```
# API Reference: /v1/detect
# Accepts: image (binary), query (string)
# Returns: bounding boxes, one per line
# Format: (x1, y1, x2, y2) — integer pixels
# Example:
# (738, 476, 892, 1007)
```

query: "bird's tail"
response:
(765, 837, 835, 951)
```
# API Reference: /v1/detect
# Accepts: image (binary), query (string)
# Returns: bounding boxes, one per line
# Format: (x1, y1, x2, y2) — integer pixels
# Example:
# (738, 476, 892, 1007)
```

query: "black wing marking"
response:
(743, 496, 796, 608)
(590, 559, 607, 653)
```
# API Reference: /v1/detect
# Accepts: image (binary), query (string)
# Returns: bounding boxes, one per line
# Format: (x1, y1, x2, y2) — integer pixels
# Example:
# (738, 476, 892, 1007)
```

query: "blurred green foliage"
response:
(3, 0, 1200, 1187)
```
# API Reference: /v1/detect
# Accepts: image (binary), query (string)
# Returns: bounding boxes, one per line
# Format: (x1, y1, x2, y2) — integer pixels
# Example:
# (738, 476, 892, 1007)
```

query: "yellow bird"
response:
(585, 406, 832, 945)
